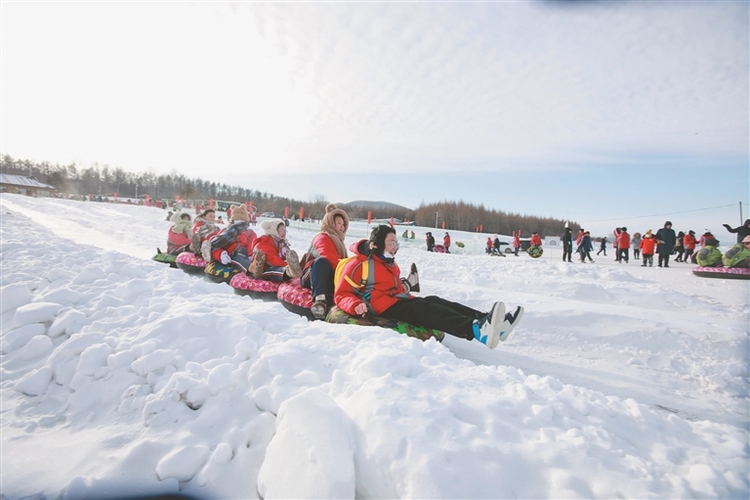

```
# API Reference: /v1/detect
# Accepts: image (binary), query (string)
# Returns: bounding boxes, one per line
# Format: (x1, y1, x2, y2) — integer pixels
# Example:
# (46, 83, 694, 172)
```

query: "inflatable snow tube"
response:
(229, 273, 280, 300)
(692, 266, 750, 280)
(325, 306, 444, 342)
(204, 261, 241, 283)
(455, 241, 465, 248)
(175, 252, 207, 274)
(527, 246, 543, 258)
(277, 279, 314, 319)
(152, 252, 177, 268)
(433, 244, 446, 253)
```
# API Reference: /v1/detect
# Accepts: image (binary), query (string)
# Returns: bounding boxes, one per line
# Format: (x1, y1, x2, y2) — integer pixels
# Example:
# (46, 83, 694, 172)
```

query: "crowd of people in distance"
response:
(560, 219, 750, 269)
(164, 204, 525, 349)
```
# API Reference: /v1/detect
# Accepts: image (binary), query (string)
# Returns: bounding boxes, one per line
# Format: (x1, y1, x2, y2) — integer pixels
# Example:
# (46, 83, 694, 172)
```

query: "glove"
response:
(220, 251, 231, 265)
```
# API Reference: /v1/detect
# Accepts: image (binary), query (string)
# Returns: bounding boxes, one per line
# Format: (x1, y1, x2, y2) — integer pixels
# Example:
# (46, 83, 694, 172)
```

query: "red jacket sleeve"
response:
(315, 233, 342, 270)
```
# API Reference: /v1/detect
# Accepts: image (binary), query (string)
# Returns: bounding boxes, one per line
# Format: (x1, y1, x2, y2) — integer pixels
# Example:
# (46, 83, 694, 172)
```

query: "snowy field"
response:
(1, 194, 748, 499)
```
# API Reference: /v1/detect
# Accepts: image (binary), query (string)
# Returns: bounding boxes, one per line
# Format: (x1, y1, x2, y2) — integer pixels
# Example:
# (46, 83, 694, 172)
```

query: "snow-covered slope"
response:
(1, 194, 747, 499)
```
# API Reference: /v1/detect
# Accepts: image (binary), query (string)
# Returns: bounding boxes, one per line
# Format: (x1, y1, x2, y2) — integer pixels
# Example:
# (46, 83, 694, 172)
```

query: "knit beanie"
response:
(261, 218, 285, 237)
(230, 205, 249, 222)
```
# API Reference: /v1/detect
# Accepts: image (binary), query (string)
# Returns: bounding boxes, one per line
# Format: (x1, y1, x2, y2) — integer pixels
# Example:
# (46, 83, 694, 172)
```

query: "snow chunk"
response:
(38, 287, 83, 306)
(258, 389, 355, 499)
(14, 366, 53, 396)
(19, 335, 54, 360)
(1, 283, 32, 313)
(48, 309, 87, 338)
(78, 343, 113, 376)
(155, 445, 210, 482)
(1, 323, 46, 353)
(131, 349, 177, 376)
(14, 301, 63, 328)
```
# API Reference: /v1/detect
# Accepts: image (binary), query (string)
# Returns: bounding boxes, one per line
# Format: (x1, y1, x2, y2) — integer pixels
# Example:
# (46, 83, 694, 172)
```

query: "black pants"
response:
(658, 253, 670, 267)
(563, 246, 572, 262)
(619, 248, 629, 263)
(381, 296, 485, 340)
(301, 257, 334, 302)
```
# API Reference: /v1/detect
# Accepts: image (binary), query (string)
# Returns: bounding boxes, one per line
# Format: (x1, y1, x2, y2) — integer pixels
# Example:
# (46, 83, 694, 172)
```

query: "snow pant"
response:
(514, 246, 520, 256)
(231, 248, 252, 271)
(380, 296, 486, 341)
(641, 254, 653, 266)
(597, 247, 606, 256)
(683, 248, 695, 263)
(445, 244, 450, 253)
(301, 257, 334, 303)
(658, 252, 670, 267)
(619, 248, 629, 263)
(580, 251, 593, 262)
(633, 249, 640, 259)
(261, 265, 290, 282)
(563, 246, 572, 262)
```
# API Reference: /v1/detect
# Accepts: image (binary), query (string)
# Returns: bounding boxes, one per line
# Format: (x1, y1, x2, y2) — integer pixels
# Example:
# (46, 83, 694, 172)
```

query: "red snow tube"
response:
(167, 228, 191, 255)
(277, 279, 313, 319)
(175, 252, 207, 274)
(433, 244, 446, 253)
(692, 266, 750, 280)
(229, 273, 280, 300)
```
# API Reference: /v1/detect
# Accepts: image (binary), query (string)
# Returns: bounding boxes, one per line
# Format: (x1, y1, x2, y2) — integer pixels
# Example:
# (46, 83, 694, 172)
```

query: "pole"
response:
(135, 184, 138, 199)
(740, 201, 743, 225)
(435, 212, 439, 228)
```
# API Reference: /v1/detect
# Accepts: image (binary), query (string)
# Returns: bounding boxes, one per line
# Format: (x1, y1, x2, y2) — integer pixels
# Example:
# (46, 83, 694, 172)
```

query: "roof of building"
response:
(0, 174, 56, 189)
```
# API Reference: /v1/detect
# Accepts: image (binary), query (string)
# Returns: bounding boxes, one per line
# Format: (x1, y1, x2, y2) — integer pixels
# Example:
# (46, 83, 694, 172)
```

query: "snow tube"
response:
(229, 273, 279, 300)
(204, 261, 241, 283)
(433, 244, 446, 253)
(326, 306, 444, 342)
(527, 246, 543, 258)
(175, 252, 207, 274)
(152, 251, 177, 268)
(455, 241, 465, 248)
(277, 279, 314, 319)
(692, 266, 750, 280)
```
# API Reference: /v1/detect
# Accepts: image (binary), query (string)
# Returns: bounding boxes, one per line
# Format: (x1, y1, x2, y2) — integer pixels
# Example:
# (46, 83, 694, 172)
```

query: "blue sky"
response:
(2, 1, 748, 236)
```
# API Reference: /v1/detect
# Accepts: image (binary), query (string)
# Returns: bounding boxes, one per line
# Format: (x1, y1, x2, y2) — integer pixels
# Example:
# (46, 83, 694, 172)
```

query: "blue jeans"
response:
(301, 257, 334, 301)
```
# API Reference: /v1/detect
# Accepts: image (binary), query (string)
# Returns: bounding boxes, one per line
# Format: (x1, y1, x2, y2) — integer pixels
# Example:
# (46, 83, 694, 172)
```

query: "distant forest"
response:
(1, 155, 578, 237)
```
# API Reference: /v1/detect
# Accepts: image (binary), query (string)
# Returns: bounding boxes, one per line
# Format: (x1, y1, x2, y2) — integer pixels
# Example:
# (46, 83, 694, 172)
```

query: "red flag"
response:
(299, 207, 305, 219)
(390, 217, 394, 227)
(209, 198, 214, 208)
(367, 211, 372, 224)
(442, 221, 446, 229)
(249, 201, 253, 212)
(479, 225, 483, 232)
(284, 206, 289, 218)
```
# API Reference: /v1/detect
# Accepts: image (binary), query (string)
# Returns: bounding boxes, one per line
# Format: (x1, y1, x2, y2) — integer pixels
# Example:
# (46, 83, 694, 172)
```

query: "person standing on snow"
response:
(722, 219, 750, 244)
(618, 227, 631, 263)
(683, 230, 697, 263)
(631, 232, 642, 260)
(562, 227, 573, 263)
(334, 225, 524, 349)
(655, 221, 677, 268)
(425, 232, 435, 252)
(443, 232, 451, 253)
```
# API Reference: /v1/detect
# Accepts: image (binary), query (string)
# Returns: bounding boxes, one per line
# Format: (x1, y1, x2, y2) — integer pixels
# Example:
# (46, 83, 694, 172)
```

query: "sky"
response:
(0, 194, 748, 499)
(2, 1, 748, 235)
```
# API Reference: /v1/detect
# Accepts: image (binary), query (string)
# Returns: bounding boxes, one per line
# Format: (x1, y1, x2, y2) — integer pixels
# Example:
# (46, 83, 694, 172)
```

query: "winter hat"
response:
(320, 204, 349, 235)
(369, 224, 395, 255)
(665, 221, 673, 227)
(230, 205, 249, 222)
(645, 229, 653, 237)
(621, 227, 627, 232)
(180, 213, 191, 221)
(261, 218, 285, 237)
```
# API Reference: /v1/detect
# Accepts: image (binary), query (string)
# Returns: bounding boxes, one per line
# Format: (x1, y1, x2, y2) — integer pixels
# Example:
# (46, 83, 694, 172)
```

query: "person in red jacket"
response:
(529, 232, 542, 247)
(513, 231, 521, 256)
(300, 204, 350, 319)
(683, 230, 697, 264)
(618, 227, 631, 263)
(443, 232, 451, 253)
(191, 208, 221, 258)
(250, 218, 302, 282)
(640, 229, 657, 267)
(334, 225, 524, 349)
(209, 205, 257, 271)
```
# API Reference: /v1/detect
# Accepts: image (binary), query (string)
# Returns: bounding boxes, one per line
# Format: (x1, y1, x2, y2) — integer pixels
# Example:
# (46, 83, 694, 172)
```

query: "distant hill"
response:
(340, 200, 412, 211)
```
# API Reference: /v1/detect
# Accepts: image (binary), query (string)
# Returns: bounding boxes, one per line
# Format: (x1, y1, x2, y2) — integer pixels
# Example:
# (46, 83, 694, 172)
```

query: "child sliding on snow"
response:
(334, 225, 523, 349)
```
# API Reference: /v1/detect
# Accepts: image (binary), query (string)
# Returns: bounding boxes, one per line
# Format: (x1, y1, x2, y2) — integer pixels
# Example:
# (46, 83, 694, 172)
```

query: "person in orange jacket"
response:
(683, 230, 697, 263)
(639, 230, 657, 267)
(529, 232, 542, 247)
(334, 225, 523, 349)
(249, 218, 302, 282)
(443, 232, 451, 253)
(618, 227, 631, 263)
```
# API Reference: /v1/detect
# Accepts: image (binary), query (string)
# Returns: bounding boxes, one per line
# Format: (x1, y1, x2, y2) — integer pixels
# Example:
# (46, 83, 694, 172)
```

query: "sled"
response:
(433, 244, 446, 253)
(692, 266, 750, 280)
(277, 279, 314, 319)
(175, 252, 207, 274)
(527, 246, 543, 258)
(152, 251, 177, 268)
(229, 273, 280, 300)
(325, 306, 445, 342)
(204, 261, 241, 284)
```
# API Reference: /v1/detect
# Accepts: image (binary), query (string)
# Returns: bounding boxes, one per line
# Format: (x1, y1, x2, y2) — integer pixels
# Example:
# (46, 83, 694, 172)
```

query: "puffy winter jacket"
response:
(618, 232, 630, 249)
(334, 239, 411, 316)
(210, 221, 257, 261)
(303, 232, 343, 272)
(252, 234, 289, 268)
(683, 233, 697, 250)
(640, 236, 657, 255)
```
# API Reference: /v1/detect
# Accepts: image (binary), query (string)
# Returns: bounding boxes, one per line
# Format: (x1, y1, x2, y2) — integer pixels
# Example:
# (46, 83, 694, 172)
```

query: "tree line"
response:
(1, 155, 577, 236)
